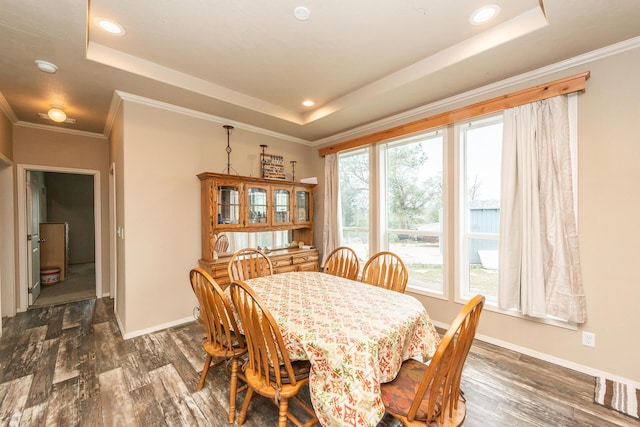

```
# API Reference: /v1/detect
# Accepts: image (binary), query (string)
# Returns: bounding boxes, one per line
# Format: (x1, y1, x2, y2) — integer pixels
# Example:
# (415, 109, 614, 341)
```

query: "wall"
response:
(44, 172, 95, 264)
(12, 126, 110, 297)
(116, 98, 316, 337)
(314, 46, 640, 384)
(110, 103, 126, 329)
(0, 112, 12, 159)
(0, 112, 15, 320)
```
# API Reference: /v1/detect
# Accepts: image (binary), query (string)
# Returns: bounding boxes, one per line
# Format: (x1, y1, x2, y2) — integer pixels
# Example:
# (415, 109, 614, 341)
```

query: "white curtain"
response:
(499, 95, 586, 323)
(321, 153, 341, 267)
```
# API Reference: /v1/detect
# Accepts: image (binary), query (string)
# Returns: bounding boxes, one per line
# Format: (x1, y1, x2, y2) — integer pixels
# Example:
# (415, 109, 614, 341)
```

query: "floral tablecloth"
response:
(241, 271, 440, 427)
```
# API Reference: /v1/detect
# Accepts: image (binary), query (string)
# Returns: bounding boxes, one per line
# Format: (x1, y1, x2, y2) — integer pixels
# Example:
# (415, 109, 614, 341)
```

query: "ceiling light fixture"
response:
(302, 100, 315, 107)
(35, 60, 58, 74)
(96, 18, 126, 35)
(470, 5, 500, 25)
(294, 6, 311, 21)
(47, 106, 67, 123)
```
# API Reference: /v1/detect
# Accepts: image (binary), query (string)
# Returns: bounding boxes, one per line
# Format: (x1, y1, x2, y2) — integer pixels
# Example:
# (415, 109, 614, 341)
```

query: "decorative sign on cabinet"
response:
(197, 172, 317, 283)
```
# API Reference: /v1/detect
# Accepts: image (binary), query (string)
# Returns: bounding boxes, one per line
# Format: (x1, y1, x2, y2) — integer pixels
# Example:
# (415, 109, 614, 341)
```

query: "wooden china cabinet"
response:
(197, 172, 318, 286)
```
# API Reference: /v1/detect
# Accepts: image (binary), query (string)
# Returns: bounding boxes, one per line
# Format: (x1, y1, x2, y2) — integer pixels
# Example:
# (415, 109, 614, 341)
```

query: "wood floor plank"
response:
(1, 326, 48, 383)
(92, 298, 113, 325)
(120, 351, 152, 391)
(78, 395, 103, 427)
(18, 401, 48, 427)
(161, 329, 201, 390)
(53, 327, 80, 384)
(44, 377, 80, 426)
(77, 323, 99, 402)
(24, 338, 59, 407)
(190, 388, 234, 427)
(93, 321, 124, 374)
(148, 364, 204, 426)
(131, 331, 173, 371)
(24, 306, 56, 331)
(129, 383, 167, 426)
(98, 368, 139, 426)
(62, 302, 85, 330)
(43, 305, 65, 340)
(169, 323, 208, 373)
(0, 375, 33, 426)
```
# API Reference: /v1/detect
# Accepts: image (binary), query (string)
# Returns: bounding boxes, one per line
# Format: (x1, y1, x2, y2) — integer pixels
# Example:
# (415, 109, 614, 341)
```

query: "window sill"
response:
(459, 296, 578, 331)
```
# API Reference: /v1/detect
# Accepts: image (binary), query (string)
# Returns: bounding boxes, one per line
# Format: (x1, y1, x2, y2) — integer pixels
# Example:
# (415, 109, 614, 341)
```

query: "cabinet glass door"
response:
(272, 188, 291, 224)
(247, 186, 269, 225)
(217, 185, 240, 225)
(295, 189, 311, 223)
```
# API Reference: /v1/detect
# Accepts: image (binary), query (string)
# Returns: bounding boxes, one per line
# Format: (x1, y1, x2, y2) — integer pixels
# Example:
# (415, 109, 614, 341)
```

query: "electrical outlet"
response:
(582, 331, 596, 347)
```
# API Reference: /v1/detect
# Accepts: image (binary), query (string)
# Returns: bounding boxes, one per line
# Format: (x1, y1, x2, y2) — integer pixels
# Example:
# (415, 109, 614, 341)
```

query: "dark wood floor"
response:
(1, 297, 638, 426)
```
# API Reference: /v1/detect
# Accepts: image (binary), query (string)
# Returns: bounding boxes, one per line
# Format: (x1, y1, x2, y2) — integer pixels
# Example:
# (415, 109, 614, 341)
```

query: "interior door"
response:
(26, 171, 41, 305)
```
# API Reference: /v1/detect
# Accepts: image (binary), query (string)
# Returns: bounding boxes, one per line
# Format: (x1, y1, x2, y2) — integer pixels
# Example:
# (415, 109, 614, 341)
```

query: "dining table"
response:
(235, 270, 440, 427)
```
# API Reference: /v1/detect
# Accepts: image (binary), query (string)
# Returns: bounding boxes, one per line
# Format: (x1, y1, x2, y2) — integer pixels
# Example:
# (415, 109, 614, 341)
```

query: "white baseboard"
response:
(119, 315, 195, 340)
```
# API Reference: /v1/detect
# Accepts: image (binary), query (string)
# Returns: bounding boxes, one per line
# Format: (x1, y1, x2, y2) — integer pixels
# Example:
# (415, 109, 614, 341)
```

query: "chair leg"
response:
(228, 359, 239, 423)
(236, 387, 254, 425)
(277, 398, 289, 427)
(197, 355, 212, 391)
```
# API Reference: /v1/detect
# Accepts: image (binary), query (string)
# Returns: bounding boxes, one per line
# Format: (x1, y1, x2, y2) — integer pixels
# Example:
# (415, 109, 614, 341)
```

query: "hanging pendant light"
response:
(222, 125, 238, 175)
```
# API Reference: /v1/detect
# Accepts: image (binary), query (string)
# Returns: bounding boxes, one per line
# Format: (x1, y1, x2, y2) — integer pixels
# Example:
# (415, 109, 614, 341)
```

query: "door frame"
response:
(16, 164, 102, 312)
(109, 162, 117, 311)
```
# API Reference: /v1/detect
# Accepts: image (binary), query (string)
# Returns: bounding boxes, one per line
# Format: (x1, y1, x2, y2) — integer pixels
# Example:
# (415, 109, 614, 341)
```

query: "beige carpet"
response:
(33, 262, 95, 307)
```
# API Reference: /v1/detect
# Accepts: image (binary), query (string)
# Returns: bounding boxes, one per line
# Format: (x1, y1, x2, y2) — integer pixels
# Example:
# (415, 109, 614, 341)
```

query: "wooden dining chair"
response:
(380, 294, 485, 427)
(361, 251, 409, 293)
(189, 268, 248, 423)
(227, 248, 274, 281)
(229, 280, 318, 427)
(214, 233, 230, 253)
(323, 246, 360, 280)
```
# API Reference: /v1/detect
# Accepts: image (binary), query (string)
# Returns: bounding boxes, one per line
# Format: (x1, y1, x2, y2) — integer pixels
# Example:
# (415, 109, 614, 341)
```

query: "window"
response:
(334, 89, 579, 320)
(338, 132, 444, 294)
(383, 133, 444, 293)
(338, 148, 370, 264)
(457, 115, 503, 303)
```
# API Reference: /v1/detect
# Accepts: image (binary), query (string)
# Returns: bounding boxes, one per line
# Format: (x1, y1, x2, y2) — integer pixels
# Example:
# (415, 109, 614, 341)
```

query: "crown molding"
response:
(14, 121, 107, 140)
(112, 90, 314, 146)
(312, 35, 640, 148)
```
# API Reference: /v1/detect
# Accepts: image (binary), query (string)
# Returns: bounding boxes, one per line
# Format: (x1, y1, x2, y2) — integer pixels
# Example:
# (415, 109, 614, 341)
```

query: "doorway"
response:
(16, 164, 102, 311)
(35, 172, 96, 306)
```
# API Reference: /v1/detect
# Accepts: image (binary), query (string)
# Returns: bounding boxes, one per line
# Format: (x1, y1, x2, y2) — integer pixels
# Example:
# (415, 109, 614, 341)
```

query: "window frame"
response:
(338, 130, 448, 298)
(455, 114, 503, 305)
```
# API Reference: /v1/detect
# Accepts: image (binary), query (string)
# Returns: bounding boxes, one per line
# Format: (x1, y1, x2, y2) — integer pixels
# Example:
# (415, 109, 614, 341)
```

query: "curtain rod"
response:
(318, 71, 590, 157)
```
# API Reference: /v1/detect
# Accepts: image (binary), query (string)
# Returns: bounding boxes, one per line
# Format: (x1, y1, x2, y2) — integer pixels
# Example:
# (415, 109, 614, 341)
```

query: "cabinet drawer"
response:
(291, 254, 318, 265)
(271, 257, 293, 268)
(296, 262, 318, 272)
(274, 265, 298, 274)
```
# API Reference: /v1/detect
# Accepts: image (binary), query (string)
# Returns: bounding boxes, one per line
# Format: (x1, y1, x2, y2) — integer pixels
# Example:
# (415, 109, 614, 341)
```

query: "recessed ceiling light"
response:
(35, 60, 58, 74)
(470, 5, 500, 25)
(96, 18, 126, 35)
(302, 100, 315, 107)
(38, 112, 76, 124)
(294, 6, 311, 21)
(47, 106, 67, 123)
